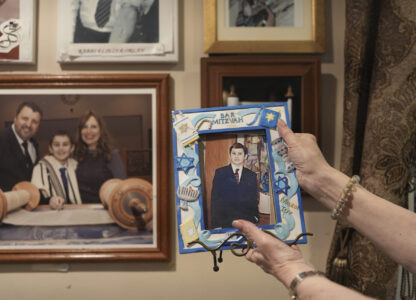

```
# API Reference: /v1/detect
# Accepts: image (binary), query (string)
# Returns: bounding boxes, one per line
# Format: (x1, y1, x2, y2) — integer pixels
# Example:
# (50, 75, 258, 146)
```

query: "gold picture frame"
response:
(204, 0, 325, 54)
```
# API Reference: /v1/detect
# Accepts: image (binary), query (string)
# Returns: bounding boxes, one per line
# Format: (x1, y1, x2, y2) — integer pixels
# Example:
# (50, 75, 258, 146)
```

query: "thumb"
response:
(232, 219, 265, 243)
(277, 118, 296, 146)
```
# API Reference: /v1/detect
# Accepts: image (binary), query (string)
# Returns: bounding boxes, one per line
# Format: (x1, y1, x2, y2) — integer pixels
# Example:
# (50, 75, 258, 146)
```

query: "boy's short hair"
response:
(229, 142, 247, 155)
(49, 130, 73, 146)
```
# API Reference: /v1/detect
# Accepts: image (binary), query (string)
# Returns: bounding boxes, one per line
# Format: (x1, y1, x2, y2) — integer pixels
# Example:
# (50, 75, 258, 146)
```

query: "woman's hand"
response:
(49, 196, 64, 210)
(233, 219, 314, 287)
(277, 119, 333, 198)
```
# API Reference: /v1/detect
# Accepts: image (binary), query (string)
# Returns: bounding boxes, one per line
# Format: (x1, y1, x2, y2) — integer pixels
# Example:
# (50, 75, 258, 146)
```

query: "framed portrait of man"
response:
(57, 0, 178, 63)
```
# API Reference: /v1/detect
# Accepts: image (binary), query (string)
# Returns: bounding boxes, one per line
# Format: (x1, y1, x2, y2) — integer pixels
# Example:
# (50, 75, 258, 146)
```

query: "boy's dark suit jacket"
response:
(0, 127, 39, 191)
(211, 164, 258, 229)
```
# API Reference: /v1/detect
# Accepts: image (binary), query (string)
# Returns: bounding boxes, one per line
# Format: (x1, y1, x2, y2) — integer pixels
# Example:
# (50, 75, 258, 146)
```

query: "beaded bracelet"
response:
(331, 175, 360, 220)
(288, 270, 326, 299)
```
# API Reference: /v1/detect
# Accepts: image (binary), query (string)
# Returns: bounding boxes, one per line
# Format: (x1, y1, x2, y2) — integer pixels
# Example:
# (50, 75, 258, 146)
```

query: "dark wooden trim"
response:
(201, 56, 321, 141)
(0, 74, 171, 262)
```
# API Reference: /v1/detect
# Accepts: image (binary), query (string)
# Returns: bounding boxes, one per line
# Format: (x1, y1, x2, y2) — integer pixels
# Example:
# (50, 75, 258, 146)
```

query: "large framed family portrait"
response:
(57, 0, 178, 63)
(0, 74, 170, 262)
(0, 0, 36, 63)
(172, 103, 306, 254)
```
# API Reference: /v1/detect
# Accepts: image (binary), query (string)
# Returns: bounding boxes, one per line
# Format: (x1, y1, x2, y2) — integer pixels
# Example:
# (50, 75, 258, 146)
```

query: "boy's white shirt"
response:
(31, 155, 82, 204)
(231, 163, 243, 181)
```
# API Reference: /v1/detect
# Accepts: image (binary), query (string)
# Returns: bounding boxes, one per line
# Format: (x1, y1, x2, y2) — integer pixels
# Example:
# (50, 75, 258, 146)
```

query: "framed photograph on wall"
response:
(204, 0, 325, 54)
(0, 74, 170, 262)
(201, 55, 321, 142)
(0, 0, 36, 64)
(57, 0, 178, 63)
(172, 103, 307, 254)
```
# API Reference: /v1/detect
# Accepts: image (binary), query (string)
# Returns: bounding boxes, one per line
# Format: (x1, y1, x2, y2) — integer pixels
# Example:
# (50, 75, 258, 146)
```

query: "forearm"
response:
(296, 276, 375, 300)
(234, 217, 374, 299)
(268, 249, 374, 299)
(313, 167, 416, 273)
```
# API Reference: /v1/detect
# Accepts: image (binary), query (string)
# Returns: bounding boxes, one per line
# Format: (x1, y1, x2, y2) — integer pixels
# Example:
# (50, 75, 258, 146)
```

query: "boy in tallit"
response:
(31, 130, 81, 209)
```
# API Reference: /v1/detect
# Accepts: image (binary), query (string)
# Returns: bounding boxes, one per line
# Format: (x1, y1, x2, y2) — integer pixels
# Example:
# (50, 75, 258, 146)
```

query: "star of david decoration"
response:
(275, 175, 290, 195)
(266, 112, 275, 122)
(176, 153, 195, 173)
(259, 109, 279, 128)
(179, 123, 189, 133)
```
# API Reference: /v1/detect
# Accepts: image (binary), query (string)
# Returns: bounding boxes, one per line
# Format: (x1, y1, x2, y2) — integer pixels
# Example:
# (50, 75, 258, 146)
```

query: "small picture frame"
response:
(0, 0, 36, 64)
(172, 103, 306, 254)
(56, 0, 178, 63)
(204, 0, 325, 54)
(201, 55, 321, 142)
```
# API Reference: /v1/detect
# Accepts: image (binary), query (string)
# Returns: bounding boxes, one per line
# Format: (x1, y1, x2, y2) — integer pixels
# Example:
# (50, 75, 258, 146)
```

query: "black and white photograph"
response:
(228, 0, 294, 27)
(57, 0, 177, 62)
(204, 0, 325, 54)
(72, 0, 159, 44)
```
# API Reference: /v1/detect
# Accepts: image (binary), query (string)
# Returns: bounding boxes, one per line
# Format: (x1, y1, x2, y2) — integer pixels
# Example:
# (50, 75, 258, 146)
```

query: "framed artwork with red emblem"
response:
(0, 0, 36, 64)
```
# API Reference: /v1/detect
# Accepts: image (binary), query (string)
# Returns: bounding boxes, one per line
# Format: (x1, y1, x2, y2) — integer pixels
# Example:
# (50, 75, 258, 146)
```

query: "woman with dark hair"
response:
(74, 110, 126, 203)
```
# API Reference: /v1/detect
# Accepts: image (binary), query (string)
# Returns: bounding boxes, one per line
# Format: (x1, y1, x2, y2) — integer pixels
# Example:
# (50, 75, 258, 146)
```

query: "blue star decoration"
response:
(176, 153, 195, 174)
(259, 109, 280, 128)
(275, 175, 290, 195)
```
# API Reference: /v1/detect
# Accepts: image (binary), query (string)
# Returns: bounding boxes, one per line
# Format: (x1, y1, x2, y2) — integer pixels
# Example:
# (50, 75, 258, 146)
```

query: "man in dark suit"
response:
(211, 142, 259, 229)
(74, 0, 158, 44)
(0, 102, 42, 191)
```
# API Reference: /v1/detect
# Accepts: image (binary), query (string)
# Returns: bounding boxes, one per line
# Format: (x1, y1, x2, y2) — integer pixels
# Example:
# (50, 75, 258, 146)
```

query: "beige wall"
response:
(0, 1, 345, 299)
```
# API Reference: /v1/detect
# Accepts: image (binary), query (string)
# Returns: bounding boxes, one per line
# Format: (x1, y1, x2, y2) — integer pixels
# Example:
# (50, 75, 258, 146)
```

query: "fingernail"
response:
(232, 220, 240, 227)
(278, 119, 286, 127)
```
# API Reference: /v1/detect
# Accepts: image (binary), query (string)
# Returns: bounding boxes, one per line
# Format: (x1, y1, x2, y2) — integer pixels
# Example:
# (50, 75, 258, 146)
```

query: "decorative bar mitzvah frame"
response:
(172, 103, 306, 254)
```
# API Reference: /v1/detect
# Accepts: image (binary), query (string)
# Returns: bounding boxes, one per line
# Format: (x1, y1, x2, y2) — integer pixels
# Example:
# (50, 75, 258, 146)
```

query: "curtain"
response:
(326, 0, 416, 298)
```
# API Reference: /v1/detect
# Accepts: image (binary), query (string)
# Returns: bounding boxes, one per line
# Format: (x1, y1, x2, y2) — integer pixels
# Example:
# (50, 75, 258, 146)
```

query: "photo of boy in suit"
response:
(211, 142, 259, 229)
